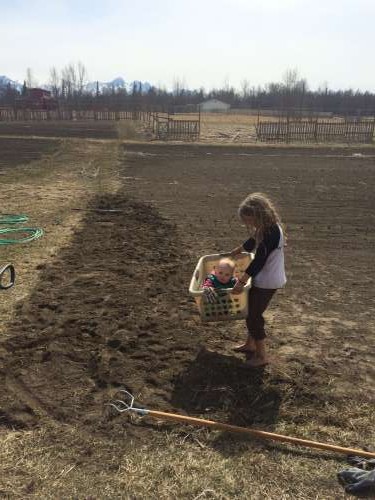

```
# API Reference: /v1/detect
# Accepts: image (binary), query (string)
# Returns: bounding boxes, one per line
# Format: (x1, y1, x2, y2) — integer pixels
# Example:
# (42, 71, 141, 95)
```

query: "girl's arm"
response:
(244, 225, 280, 278)
(230, 237, 256, 257)
(242, 237, 256, 253)
(230, 236, 256, 258)
(232, 227, 279, 295)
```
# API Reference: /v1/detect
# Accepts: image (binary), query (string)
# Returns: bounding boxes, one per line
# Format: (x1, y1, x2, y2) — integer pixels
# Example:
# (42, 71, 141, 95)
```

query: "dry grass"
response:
(0, 420, 359, 499)
(201, 113, 263, 127)
(116, 120, 151, 141)
(199, 113, 276, 143)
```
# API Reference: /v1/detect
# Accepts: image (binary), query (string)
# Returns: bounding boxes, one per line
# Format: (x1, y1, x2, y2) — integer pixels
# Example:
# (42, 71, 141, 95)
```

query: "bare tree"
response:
(61, 63, 77, 98)
(77, 61, 88, 95)
(67, 63, 77, 94)
(173, 77, 186, 97)
(49, 66, 60, 97)
(61, 68, 71, 98)
(241, 79, 250, 100)
(318, 81, 329, 95)
(282, 68, 301, 116)
(282, 67, 299, 92)
(221, 76, 232, 96)
(26, 67, 37, 88)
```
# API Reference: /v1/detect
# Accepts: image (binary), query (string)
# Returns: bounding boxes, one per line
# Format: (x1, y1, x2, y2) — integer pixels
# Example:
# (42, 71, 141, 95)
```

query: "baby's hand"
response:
(203, 287, 218, 304)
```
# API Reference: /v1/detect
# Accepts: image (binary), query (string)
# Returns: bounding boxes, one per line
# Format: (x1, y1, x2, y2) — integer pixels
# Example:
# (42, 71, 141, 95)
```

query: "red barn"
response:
(16, 88, 58, 110)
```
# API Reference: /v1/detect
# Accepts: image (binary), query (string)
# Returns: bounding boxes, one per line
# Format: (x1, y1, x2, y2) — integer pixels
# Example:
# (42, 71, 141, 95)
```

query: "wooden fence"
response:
(0, 109, 152, 122)
(152, 112, 200, 141)
(0, 108, 200, 141)
(256, 120, 375, 143)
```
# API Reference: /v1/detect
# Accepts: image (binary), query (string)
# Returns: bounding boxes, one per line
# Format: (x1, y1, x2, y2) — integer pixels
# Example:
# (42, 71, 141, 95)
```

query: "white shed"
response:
(199, 99, 231, 112)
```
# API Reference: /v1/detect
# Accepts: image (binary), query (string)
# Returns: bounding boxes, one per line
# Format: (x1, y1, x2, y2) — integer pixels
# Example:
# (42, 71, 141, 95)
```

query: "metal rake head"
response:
(109, 389, 148, 416)
(109, 389, 135, 413)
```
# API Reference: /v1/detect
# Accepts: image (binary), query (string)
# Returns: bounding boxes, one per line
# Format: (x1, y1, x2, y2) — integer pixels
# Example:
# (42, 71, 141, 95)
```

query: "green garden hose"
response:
(0, 214, 29, 224)
(0, 214, 43, 245)
(0, 227, 44, 245)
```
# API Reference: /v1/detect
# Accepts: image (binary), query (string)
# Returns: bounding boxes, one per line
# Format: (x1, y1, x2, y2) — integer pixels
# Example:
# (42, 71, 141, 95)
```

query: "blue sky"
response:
(1, 0, 374, 91)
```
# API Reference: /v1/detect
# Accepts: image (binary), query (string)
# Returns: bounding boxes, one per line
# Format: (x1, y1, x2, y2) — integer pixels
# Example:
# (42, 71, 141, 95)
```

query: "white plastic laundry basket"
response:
(189, 252, 253, 322)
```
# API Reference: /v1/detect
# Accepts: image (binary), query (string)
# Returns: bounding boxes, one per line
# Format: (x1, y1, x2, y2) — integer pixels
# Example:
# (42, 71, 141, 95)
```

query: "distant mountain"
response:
(84, 77, 152, 94)
(0, 75, 22, 92)
(0, 74, 152, 94)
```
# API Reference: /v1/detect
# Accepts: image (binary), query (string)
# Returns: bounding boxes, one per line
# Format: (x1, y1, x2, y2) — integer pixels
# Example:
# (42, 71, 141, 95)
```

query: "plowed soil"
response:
(0, 121, 118, 139)
(0, 138, 374, 498)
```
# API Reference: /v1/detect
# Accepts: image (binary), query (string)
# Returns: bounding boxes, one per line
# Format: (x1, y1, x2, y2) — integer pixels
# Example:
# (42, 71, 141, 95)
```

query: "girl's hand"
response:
(229, 246, 243, 258)
(231, 281, 245, 295)
(232, 275, 249, 294)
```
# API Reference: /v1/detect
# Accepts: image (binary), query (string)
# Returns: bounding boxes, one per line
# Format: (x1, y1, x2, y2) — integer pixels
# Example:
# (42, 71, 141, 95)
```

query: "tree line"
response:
(1, 64, 374, 116)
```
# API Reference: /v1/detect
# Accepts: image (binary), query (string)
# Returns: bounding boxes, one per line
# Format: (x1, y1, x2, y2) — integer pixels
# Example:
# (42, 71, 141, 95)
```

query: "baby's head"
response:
(214, 258, 235, 284)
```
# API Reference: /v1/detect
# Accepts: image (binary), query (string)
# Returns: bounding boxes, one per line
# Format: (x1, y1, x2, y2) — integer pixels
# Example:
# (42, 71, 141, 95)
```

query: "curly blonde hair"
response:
(238, 192, 282, 242)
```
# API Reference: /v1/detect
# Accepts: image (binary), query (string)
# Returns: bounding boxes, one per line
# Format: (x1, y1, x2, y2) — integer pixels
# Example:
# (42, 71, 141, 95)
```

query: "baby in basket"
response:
(202, 257, 238, 303)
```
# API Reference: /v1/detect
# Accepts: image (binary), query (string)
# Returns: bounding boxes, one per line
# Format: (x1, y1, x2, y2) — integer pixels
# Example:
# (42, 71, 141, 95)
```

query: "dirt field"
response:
(0, 129, 374, 498)
(0, 121, 119, 139)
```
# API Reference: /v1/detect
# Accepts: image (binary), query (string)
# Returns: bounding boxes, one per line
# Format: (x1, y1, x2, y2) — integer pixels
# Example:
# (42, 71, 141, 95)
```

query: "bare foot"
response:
(244, 350, 255, 360)
(246, 355, 269, 368)
(232, 344, 255, 353)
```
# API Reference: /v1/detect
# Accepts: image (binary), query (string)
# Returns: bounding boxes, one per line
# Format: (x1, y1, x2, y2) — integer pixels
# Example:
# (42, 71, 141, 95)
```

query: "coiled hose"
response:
(0, 214, 29, 225)
(0, 214, 44, 245)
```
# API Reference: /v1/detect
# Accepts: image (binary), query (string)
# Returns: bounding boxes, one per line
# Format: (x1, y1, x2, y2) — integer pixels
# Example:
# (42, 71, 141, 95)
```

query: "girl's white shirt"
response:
(253, 224, 287, 289)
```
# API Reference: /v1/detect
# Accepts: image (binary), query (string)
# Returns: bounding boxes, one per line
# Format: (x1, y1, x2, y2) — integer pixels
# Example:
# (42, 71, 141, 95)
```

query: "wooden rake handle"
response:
(147, 410, 375, 459)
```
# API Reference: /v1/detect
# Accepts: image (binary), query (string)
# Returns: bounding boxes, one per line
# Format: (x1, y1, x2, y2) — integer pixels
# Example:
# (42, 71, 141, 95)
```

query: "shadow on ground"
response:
(172, 347, 281, 427)
(0, 189, 200, 437)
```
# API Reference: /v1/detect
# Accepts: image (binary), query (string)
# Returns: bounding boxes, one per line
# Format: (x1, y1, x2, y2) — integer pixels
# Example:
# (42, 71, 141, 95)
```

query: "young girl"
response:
(230, 192, 286, 368)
